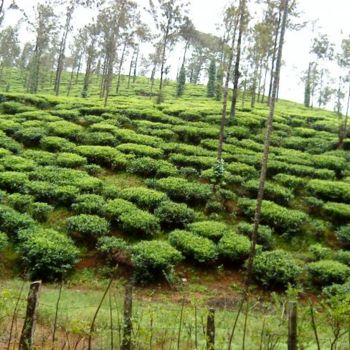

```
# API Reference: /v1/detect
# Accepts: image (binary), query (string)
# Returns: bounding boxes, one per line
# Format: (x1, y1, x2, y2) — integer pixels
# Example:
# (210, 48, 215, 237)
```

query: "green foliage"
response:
(0, 232, 8, 251)
(307, 260, 350, 287)
(187, 220, 230, 241)
(56, 153, 87, 168)
(237, 222, 274, 250)
(117, 143, 163, 158)
(154, 200, 195, 229)
(66, 214, 110, 238)
(7, 193, 33, 212)
(0, 204, 35, 236)
(176, 64, 186, 97)
(30, 202, 54, 222)
(18, 227, 79, 280)
(40, 136, 76, 152)
(131, 240, 183, 282)
(238, 198, 308, 233)
(0, 171, 28, 192)
(252, 250, 301, 289)
(169, 229, 217, 263)
(324, 202, 350, 220)
(336, 225, 350, 246)
(105, 199, 160, 236)
(71, 194, 106, 215)
(207, 59, 216, 98)
(118, 187, 168, 211)
(97, 236, 129, 257)
(153, 177, 211, 204)
(126, 157, 177, 177)
(307, 179, 350, 203)
(217, 232, 251, 263)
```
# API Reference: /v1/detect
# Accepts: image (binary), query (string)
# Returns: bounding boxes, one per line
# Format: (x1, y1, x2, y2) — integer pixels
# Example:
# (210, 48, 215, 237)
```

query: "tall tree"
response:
(229, 0, 248, 119)
(245, 0, 289, 285)
(176, 63, 186, 97)
(149, 0, 188, 104)
(27, 2, 57, 94)
(207, 59, 216, 97)
(337, 36, 350, 148)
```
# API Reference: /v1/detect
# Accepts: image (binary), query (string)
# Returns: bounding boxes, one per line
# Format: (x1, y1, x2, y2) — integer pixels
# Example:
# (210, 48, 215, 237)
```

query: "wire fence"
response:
(0, 280, 349, 350)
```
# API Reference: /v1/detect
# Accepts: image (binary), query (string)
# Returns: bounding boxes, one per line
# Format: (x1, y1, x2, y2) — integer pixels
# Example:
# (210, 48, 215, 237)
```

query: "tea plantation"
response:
(0, 82, 349, 294)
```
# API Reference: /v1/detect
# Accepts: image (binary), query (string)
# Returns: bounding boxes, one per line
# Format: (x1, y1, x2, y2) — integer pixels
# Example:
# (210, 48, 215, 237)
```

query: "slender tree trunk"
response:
(317, 69, 324, 108)
(127, 49, 135, 89)
(261, 61, 269, 103)
(338, 82, 350, 149)
(157, 19, 171, 104)
(116, 41, 127, 94)
(267, 14, 281, 105)
(54, 2, 74, 96)
(251, 57, 260, 108)
(245, 0, 289, 285)
(67, 64, 76, 96)
(74, 55, 82, 85)
(133, 46, 139, 84)
(229, 0, 246, 119)
(256, 58, 263, 103)
(82, 53, 94, 97)
(217, 17, 239, 161)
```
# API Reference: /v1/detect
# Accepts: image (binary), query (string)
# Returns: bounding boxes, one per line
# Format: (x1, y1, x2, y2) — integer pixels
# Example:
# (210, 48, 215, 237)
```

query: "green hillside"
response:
(0, 74, 349, 297)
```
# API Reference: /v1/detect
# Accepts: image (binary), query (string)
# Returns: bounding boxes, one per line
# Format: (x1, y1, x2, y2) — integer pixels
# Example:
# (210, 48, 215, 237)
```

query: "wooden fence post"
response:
(121, 284, 133, 350)
(288, 301, 297, 350)
(207, 308, 215, 350)
(19, 280, 41, 350)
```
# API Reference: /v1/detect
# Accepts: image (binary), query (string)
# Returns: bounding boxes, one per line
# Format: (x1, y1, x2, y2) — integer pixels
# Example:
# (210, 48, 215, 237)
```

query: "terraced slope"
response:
(0, 90, 349, 291)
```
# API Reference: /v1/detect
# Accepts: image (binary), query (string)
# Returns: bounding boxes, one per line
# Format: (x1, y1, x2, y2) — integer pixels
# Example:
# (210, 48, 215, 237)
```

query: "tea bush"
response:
(187, 221, 231, 241)
(237, 222, 274, 250)
(126, 157, 177, 177)
(154, 200, 195, 229)
(307, 260, 350, 287)
(7, 193, 34, 212)
(71, 194, 106, 215)
(118, 187, 168, 211)
(56, 153, 87, 168)
(18, 227, 79, 280)
(169, 229, 217, 263)
(131, 240, 183, 282)
(217, 232, 251, 262)
(252, 250, 301, 289)
(0, 231, 8, 251)
(66, 214, 110, 238)
(336, 225, 350, 246)
(30, 202, 54, 222)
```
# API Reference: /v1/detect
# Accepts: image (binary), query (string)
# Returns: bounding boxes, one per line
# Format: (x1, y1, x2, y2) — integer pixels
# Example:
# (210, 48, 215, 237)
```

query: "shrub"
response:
(48, 120, 83, 140)
(153, 177, 211, 204)
(273, 174, 305, 190)
(187, 221, 230, 241)
(307, 180, 350, 203)
(56, 153, 87, 168)
(97, 236, 129, 257)
(14, 127, 47, 146)
(83, 164, 103, 176)
(324, 202, 350, 221)
(118, 187, 167, 211)
(0, 232, 8, 251)
(105, 199, 160, 236)
(307, 260, 350, 287)
(117, 143, 163, 158)
(0, 155, 36, 172)
(154, 201, 195, 229)
(131, 240, 183, 282)
(126, 157, 177, 177)
(309, 244, 333, 261)
(40, 136, 76, 152)
(252, 250, 301, 289)
(0, 172, 28, 192)
(23, 150, 56, 166)
(30, 202, 54, 222)
(80, 131, 116, 146)
(238, 198, 308, 233)
(237, 222, 274, 250)
(0, 205, 35, 236)
(7, 193, 34, 212)
(71, 194, 106, 215)
(18, 227, 79, 280)
(66, 214, 110, 238)
(244, 179, 294, 205)
(336, 225, 350, 246)
(169, 230, 217, 263)
(334, 250, 350, 267)
(217, 232, 251, 262)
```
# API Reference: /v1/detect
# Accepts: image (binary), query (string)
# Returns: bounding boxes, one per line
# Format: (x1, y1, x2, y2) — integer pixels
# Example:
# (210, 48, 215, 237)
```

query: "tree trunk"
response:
(157, 19, 171, 104)
(133, 46, 139, 84)
(116, 41, 127, 94)
(217, 17, 239, 161)
(127, 49, 136, 89)
(54, 1, 74, 96)
(261, 61, 269, 103)
(267, 14, 281, 106)
(229, 0, 246, 119)
(245, 0, 289, 285)
(338, 82, 350, 149)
